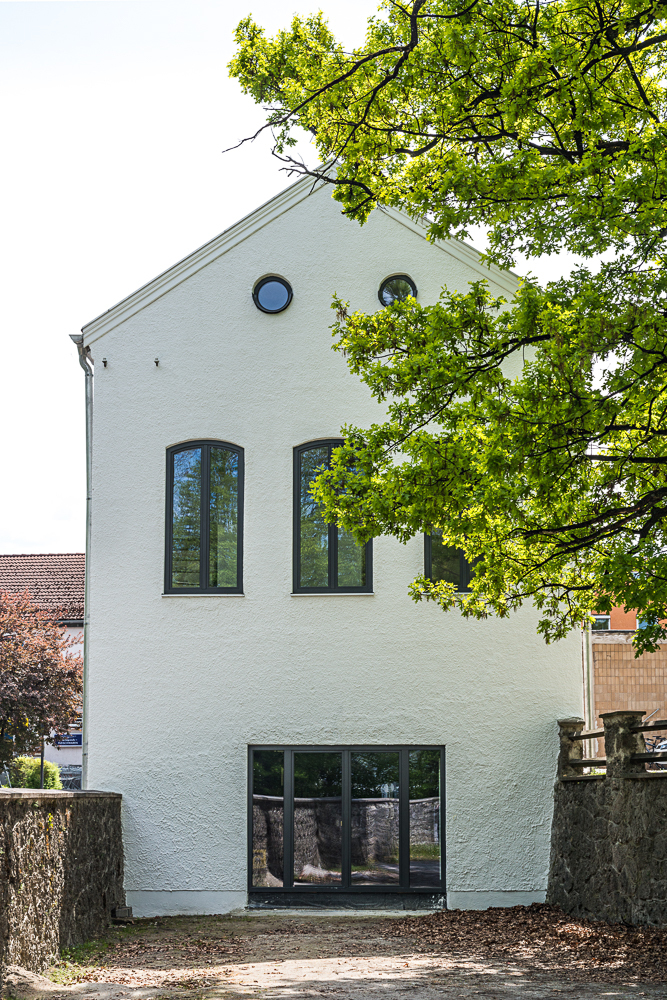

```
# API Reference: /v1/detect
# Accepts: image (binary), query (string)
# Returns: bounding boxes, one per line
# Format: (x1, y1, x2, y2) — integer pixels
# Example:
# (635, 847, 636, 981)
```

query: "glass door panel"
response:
(293, 752, 343, 884)
(409, 749, 441, 886)
(252, 750, 284, 887)
(351, 751, 400, 884)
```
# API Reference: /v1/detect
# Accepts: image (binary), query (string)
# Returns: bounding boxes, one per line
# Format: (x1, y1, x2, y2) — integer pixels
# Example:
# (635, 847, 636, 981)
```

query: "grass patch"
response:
(47, 923, 148, 984)
(49, 938, 111, 985)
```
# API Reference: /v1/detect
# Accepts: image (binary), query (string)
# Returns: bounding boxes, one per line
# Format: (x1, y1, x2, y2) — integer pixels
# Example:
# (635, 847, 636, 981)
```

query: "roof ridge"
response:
(0, 553, 85, 558)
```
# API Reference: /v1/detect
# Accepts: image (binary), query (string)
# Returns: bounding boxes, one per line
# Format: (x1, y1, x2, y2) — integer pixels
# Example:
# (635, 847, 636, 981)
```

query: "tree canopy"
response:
(0, 591, 83, 771)
(229, 0, 667, 653)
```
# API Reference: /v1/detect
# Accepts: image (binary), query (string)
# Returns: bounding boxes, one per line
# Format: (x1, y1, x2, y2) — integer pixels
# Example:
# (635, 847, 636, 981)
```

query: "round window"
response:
(253, 276, 293, 314)
(378, 274, 417, 307)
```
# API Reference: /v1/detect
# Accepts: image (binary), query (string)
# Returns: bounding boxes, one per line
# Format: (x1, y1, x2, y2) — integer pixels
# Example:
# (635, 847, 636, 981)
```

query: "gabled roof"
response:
(81, 174, 520, 347)
(0, 554, 84, 622)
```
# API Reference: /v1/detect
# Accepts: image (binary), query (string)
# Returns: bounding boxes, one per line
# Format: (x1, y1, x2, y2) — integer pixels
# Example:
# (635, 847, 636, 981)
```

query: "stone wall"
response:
(547, 713, 667, 925)
(548, 777, 667, 925)
(0, 790, 125, 972)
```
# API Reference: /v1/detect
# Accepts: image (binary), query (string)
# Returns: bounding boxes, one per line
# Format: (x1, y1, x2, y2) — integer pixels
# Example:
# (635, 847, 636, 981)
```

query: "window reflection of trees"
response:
(351, 752, 400, 884)
(252, 750, 284, 888)
(169, 441, 242, 592)
(172, 448, 202, 588)
(299, 447, 329, 587)
(209, 447, 238, 588)
(297, 442, 368, 591)
(337, 526, 364, 587)
(294, 752, 342, 884)
(409, 749, 441, 887)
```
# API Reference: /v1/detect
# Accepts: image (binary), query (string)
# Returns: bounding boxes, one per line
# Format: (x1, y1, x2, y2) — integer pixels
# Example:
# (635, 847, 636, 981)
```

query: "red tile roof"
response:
(0, 554, 84, 621)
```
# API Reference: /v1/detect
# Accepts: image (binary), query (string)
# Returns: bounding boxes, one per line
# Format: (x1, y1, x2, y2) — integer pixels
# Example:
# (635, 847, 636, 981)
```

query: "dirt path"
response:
(4, 910, 666, 1000)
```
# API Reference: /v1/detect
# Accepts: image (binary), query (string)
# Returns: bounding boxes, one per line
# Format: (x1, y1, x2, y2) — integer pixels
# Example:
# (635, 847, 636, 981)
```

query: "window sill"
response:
(290, 592, 375, 597)
(161, 593, 245, 598)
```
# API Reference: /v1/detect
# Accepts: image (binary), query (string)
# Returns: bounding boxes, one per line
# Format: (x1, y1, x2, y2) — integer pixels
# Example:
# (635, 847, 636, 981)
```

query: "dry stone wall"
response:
(547, 713, 667, 926)
(548, 777, 667, 925)
(0, 790, 125, 972)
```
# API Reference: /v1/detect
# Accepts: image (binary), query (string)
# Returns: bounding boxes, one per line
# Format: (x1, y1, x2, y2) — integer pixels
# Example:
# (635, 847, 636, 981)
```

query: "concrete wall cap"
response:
(0, 789, 121, 799)
(600, 710, 646, 719)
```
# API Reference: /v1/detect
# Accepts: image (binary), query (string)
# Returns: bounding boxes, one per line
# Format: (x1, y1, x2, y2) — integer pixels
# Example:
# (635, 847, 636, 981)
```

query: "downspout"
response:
(70, 334, 93, 788)
(582, 622, 595, 756)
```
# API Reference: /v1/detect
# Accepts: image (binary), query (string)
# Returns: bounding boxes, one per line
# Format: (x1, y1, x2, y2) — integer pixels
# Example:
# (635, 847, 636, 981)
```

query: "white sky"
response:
(0, 0, 377, 554)
(0, 0, 581, 555)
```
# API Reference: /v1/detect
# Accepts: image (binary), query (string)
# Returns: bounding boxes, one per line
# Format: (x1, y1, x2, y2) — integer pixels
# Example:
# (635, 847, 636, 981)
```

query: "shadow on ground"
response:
(4, 910, 665, 1000)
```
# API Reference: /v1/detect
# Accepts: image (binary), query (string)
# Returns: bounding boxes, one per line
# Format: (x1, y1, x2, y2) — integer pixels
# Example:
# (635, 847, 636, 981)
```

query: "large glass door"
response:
(294, 752, 343, 885)
(250, 745, 444, 893)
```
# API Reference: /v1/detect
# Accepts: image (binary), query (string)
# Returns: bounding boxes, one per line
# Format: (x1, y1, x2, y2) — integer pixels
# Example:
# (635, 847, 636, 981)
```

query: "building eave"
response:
(379, 206, 520, 297)
(81, 175, 520, 347)
(81, 174, 323, 347)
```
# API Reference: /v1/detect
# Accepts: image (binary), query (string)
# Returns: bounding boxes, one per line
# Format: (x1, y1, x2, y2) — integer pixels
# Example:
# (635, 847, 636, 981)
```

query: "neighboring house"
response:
(587, 607, 667, 730)
(0, 553, 84, 768)
(78, 176, 582, 918)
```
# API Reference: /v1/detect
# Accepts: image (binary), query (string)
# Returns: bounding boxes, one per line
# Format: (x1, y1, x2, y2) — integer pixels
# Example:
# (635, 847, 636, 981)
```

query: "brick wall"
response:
(592, 633, 667, 725)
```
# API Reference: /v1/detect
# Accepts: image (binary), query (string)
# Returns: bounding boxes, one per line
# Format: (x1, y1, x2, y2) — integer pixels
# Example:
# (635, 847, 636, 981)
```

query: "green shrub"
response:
(9, 756, 62, 789)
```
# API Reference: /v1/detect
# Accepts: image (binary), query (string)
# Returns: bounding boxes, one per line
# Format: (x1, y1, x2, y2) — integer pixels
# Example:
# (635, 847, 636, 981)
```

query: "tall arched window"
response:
(293, 440, 372, 593)
(165, 441, 244, 594)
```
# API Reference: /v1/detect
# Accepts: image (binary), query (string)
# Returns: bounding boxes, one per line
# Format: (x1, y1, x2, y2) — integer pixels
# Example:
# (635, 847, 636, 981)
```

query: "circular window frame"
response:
(252, 275, 293, 314)
(378, 274, 418, 307)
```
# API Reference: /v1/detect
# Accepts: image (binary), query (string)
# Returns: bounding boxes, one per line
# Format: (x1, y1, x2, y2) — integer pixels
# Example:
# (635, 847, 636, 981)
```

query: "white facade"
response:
(82, 177, 582, 917)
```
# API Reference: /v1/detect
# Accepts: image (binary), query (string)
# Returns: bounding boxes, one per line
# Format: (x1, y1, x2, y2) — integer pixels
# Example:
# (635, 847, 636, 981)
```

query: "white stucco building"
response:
(78, 176, 582, 918)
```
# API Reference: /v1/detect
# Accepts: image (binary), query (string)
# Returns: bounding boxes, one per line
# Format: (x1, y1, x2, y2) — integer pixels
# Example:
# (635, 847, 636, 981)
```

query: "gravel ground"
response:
(3, 907, 665, 1000)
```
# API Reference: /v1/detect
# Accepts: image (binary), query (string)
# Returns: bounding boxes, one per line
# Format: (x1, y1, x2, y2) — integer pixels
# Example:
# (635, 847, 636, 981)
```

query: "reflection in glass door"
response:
(409, 749, 441, 886)
(249, 746, 444, 893)
(293, 752, 343, 884)
(351, 752, 400, 884)
(252, 750, 284, 887)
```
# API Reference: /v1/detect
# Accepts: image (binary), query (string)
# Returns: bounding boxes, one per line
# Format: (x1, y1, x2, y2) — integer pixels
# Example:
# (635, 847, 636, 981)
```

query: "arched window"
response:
(165, 441, 244, 594)
(294, 441, 372, 593)
(424, 529, 474, 592)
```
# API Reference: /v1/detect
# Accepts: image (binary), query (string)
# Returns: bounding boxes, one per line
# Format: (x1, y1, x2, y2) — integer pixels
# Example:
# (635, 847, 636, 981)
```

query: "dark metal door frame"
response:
(248, 744, 446, 897)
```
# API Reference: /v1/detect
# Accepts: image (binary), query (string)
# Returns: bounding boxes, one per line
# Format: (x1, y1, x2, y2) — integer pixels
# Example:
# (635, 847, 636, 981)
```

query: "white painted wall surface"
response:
(82, 179, 582, 916)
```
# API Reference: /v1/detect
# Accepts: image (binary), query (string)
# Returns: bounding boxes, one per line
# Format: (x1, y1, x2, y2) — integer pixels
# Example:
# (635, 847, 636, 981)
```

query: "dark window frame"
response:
(248, 744, 446, 895)
(253, 275, 293, 314)
(293, 440, 373, 594)
(424, 533, 474, 592)
(378, 274, 418, 306)
(165, 439, 244, 594)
